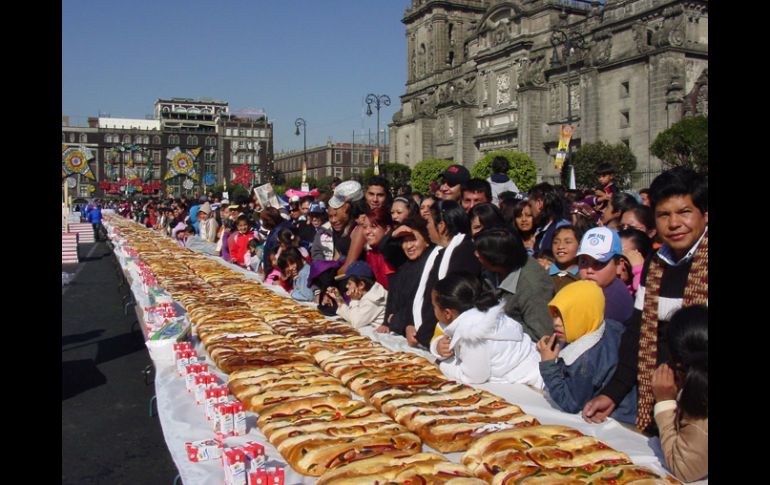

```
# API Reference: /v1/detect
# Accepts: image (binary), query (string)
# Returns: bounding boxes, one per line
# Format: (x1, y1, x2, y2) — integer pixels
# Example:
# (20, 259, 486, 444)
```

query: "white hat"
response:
(577, 227, 623, 263)
(328, 180, 363, 209)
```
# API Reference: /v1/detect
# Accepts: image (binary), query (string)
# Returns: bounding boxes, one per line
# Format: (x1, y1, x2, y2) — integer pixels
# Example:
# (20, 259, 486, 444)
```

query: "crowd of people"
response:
(90, 157, 708, 482)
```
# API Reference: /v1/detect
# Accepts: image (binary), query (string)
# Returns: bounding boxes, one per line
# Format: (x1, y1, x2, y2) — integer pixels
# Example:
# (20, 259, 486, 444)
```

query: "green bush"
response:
(471, 151, 537, 193)
(363, 163, 412, 195)
(571, 141, 637, 190)
(650, 115, 708, 172)
(410, 159, 454, 195)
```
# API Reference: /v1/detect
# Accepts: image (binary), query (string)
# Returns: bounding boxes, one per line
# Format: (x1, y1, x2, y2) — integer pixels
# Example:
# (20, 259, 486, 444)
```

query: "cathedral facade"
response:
(389, 0, 708, 186)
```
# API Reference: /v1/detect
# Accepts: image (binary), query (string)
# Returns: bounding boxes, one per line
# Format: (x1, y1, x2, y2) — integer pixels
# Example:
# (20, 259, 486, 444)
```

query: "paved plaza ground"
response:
(62, 241, 178, 484)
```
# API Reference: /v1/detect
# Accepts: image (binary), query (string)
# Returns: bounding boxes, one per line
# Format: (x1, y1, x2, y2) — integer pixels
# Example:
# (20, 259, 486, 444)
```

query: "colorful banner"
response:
(373, 148, 380, 176)
(231, 164, 253, 187)
(62, 145, 96, 179)
(165, 147, 200, 181)
(301, 160, 307, 184)
(554, 124, 575, 171)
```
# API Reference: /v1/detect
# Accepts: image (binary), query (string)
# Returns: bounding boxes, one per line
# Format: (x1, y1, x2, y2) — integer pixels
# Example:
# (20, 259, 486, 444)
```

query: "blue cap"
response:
(337, 261, 374, 281)
(577, 227, 623, 263)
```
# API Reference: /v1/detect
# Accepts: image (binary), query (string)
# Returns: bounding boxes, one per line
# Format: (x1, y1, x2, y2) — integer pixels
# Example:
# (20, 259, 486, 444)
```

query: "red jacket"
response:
(366, 247, 396, 290)
(228, 231, 255, 266)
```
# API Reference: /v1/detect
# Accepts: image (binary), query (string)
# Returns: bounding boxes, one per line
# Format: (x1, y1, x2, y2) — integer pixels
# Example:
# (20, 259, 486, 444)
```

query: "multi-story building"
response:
(62, 97, 274, 199)
(389, 0, 708, 187)
(220, 109, 274, 187)
(273, 142, 390, 182)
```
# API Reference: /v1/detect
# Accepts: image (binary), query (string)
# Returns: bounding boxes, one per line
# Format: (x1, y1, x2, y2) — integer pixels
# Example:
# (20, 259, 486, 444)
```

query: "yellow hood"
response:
(549, 280, 605, 343)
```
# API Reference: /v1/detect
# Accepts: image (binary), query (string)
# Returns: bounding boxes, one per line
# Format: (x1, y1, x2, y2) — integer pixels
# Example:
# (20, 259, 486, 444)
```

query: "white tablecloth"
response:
(106, 218, 707, 484)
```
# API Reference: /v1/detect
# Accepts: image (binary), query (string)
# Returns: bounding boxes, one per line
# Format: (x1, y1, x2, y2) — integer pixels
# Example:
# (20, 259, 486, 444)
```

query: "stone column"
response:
(518, 86, 550, 177)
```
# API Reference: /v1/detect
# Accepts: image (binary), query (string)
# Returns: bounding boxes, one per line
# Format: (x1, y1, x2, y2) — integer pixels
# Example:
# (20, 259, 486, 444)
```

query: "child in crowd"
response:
(262, 247, 284, 287)
(618, 228, 653, 297)
(244, 238, 262, 273)
(548, 225, 581, 293)
(390, 196, 419, 227)
(652, 305, 708, 482)
(227, 215, 256, 267)
(277, 228, 311, 262)
(324, 261, 387, 330)
(429, 273, 543, 388)
(536, 280, 637, 425)
(593, 162, 619, 209)
(277, 248, 315, 302)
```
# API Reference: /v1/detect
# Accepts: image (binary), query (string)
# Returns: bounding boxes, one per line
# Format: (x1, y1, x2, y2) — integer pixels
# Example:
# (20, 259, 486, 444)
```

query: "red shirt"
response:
(366, 247, 395, 290)
(228, 231, 255, 266)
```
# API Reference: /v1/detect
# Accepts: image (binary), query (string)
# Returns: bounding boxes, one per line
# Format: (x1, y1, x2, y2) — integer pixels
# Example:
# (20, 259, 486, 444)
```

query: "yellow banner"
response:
(373, 148, 380, 176)
(555, 124, 575, 170)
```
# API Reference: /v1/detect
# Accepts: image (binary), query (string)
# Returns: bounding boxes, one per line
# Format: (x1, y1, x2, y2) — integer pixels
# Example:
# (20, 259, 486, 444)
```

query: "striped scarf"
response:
(636, 231, 708, 431)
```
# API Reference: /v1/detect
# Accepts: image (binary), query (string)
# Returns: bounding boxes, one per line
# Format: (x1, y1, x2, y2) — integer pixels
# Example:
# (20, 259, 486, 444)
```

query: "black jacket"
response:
(384, 246, 435, 337)
(415, 235, 483, 348)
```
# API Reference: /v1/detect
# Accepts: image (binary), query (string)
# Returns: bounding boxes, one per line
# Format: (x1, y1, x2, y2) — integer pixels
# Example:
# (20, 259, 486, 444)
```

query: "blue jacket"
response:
(539, 319, 637, 425)
(262, 220, 295, 274)
(290, 264, 315, 302)
(188, 204, 201, 234)
(86, 206, 102, 224)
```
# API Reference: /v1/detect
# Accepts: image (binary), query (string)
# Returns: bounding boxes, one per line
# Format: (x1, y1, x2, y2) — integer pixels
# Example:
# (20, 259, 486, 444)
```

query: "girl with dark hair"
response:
(652, 305, 708, 482)
(390, 197, 419, 226)
(469, 203, 505, 238)
(512, 199, 537, 255)
(277, 227, 310, 263)
(362, 207, 395, 289)
(260, 207, 294, 274)
(527, 183, 569, 257)
(429, 273, 542, 387)
(227, 215, 256, 267)
(618, 228, 653, 296)
(277, 248, 315, 302)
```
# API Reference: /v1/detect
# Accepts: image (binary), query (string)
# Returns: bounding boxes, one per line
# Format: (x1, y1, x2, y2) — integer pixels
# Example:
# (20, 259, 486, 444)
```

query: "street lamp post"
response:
(550, 20, 586, 184)
(365, 93, 391, 164)
(294, 117, 307, 188)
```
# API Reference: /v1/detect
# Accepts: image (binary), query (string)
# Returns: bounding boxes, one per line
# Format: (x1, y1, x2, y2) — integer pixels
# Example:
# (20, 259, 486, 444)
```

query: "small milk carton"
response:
(223, 449, 247, 485)
(185, 439, 223, 463)
(194, 373, 217, 405)
(241, 442, 265, 467)
(249, 467, 284, 485)
(205, 387, 228, 421)
(175, 351, 191, 376)
(231, 401, 247, 436)
(185, 363, 209, 393)
(173, 341, 192, 353)
(214, 402, 234, 438)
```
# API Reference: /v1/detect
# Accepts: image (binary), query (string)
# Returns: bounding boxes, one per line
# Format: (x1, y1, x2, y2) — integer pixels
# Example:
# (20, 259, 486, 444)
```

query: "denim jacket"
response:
(539, 318, 637, 425)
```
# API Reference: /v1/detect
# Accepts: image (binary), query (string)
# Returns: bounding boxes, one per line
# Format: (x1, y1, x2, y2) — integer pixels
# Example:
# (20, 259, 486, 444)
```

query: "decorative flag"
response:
(373, 147, 380, 176)
(231, 164, 253, 187)
(301, 160, 307, 184)
(165, 147, 200, 181)
(569, 165, 576, 190)
(554, 124, 575, 171)
(62, 145, 96, 179)
(203, 173, 216, 186)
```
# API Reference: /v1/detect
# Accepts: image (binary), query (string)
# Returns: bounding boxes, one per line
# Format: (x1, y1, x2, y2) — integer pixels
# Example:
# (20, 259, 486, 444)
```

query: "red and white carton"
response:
(214, 402, 234, 438)
(185, 438, 223, 463)
(205, 387, 229, 421)
(185, 363, 209, 393)
(194, 373, 218, 405)
(241, 442, 265, 466)
(173, 341, 192, 352)
(223, 449, 247, 485)
(249, 467, 284, 485)
(231, 401, 247, 436)
(176, 350, 199, 376)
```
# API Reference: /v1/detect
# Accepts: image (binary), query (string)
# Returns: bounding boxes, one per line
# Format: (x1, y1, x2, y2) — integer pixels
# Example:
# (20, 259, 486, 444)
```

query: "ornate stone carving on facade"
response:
(482, 72, 489, 103)
(493, 19, 510, 46)
(460, 75, 477, 106)
(497, 73, 511, 105)
(654, 5, 686, 48)
(570, 83, 580, 116)
(447, 117, 455, 139)
(519, 56, 546, 87)
(683, 69, 708, 118)
(588, 30, 612, 67)
(549, 83, 560, 121)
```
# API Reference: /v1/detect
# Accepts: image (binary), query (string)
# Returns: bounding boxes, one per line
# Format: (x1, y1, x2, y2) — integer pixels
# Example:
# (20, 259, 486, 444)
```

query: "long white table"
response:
(106, 218, 706, 484)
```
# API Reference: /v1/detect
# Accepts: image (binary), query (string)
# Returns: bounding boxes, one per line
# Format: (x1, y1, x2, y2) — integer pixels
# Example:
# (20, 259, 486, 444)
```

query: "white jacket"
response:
(434, 302, 543, 389)
(488, 177, 520, 205)
(336, 282, 387, 329)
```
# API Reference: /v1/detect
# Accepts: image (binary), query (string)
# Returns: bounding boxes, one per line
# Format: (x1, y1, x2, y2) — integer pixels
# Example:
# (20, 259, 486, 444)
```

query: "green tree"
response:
(363, 163, 413, 195)
(410, 158, 453, 194)
(570, 141, 637, 190)
(650, 115, 708, 172)
(471, 151, 537, 193)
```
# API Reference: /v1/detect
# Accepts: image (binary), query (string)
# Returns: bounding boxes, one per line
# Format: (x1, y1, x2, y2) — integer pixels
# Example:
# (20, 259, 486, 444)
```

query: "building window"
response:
(123, 135, 131, 144)
(153, 135, 161, 145)
(206, 137, 216, 146)
(226, 128, 232, 136)
(187, 135, 198, 146)
(169, 135, 180, 145)
(79, 133, 87, 143)
(620, 110, 630, 129)
(69, 133, 75, 142)
(620, 81, 630, 98)
(335, 151, 342, 164)
(334, 167, 343, 178)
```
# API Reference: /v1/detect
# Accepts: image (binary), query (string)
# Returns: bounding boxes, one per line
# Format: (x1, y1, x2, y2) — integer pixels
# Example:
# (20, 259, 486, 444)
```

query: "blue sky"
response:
(62, 0, 409, 152)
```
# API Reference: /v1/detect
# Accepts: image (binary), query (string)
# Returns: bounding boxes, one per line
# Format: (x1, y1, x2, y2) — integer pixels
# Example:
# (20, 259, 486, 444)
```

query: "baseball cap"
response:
(308, 201, 326, 215)
(577, 227, 623, 263)
(334, 261, 375, 281)
(439, 165, 471, 187)
(328, 180, 363, 209)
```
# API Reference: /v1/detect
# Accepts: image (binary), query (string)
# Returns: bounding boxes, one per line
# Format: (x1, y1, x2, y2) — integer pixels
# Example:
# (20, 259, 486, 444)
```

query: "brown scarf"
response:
(636, 231, 708, 431)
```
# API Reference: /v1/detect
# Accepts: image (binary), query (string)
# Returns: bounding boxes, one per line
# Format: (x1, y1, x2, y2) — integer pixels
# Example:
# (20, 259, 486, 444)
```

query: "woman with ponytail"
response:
(429, 272, 543, 388)
(652, 304, 708, 482)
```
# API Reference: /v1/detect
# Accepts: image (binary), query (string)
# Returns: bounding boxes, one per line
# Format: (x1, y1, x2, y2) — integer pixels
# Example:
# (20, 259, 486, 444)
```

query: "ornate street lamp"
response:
(365, 93, 391, 164)
(294, 117, 307, 188)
